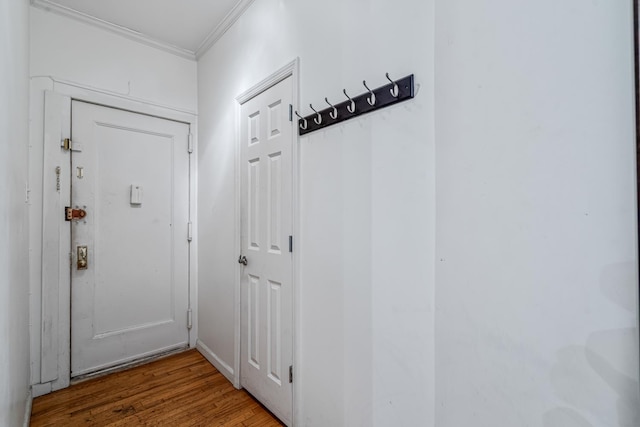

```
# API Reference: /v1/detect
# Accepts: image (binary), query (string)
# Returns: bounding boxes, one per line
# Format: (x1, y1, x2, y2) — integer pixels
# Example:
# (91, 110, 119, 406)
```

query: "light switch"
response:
(130, 185, 143, 205)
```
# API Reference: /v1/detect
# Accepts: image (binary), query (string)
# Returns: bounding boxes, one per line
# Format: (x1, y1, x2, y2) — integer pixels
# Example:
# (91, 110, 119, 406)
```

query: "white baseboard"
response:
(31, 382, 52, 397)
(23, 388, 32, 427)
(196, 339, 236, 386)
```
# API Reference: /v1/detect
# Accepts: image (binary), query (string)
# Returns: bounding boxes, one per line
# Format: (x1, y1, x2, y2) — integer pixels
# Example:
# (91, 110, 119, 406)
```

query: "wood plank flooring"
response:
(31, 350, 284, 426)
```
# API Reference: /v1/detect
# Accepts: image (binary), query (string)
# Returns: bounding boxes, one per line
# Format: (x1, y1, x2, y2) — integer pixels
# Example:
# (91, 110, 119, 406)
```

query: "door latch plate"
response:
(65, 207, 87, 221)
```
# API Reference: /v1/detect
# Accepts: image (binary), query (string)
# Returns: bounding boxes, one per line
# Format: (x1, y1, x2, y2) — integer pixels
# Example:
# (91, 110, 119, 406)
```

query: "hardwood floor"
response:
(31, 350, 284, 426)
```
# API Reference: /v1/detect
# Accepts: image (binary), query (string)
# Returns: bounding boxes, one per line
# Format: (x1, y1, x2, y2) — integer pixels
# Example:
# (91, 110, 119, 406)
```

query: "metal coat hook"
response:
(297, 74, 415, 136)
(309, 104, 322, 125)
(343, 89, 356, 113)
(386, 73, 399, 98)
(294, 111, 307, 130)
(325, 97, 338, 120)
(363, 80, 376, 106)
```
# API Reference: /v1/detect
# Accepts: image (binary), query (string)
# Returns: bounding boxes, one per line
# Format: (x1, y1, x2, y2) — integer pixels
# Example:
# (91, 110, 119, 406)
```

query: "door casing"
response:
(35, 82, 198, 395)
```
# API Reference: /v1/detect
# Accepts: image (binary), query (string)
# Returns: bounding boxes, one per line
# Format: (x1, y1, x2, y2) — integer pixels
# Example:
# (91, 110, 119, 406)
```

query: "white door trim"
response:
(233, 58, 300, 424)
(34, 81, 198, 395)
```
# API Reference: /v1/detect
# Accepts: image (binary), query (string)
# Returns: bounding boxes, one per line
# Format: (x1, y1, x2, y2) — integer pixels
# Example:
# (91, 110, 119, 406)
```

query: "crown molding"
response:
(195, 0, 256, 59)
(30, 0, 197, 61)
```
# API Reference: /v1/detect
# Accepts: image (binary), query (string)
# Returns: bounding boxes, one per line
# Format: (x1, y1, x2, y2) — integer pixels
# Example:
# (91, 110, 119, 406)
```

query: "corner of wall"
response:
(196, 339, 238, 387)
(22, 388, 32, 427)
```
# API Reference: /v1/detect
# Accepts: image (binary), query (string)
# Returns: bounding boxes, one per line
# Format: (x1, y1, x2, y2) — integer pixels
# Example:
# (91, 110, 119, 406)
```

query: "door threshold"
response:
(70, 345, 189, 384)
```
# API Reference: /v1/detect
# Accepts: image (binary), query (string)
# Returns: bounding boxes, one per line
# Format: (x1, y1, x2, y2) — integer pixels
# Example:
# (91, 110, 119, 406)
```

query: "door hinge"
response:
(187, 308, 193, 330)
(289, 235, 293, 253)
(289, 104, 293, 122)
(188, 134, 194, 154)
(187, 222, 193, 242)
(61, 138, 83, 152)
(289, 365, 293, 383)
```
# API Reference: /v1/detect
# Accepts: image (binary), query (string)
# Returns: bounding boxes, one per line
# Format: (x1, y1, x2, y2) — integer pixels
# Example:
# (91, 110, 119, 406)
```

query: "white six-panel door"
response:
(70, 101, 191, 377)
(240, 77, 294, 425)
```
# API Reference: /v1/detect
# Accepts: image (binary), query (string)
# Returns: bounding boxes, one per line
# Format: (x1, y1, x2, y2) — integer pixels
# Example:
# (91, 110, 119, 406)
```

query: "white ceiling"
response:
(30, 0, 255, 59)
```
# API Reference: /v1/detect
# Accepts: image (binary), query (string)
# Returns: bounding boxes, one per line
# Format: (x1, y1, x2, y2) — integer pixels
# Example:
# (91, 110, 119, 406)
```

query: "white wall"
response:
(0, 0, 31, 425)
(197, 0, 434, 425)
(434, 1, 639, 427)
(30, 7, 197, 113)
(29, 7, 198, 390)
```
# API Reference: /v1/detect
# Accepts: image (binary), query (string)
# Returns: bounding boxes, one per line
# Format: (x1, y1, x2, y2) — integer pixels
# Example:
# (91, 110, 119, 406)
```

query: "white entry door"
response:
(240, 76, 294, 425)
(70, 101, 191, 377)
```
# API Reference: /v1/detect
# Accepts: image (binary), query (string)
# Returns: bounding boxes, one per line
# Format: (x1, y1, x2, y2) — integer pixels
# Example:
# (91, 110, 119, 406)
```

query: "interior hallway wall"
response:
(197, 0, 435, 425)
(0, 0, 31, 425)
(29, 7, 198, 389)
(434, 1, 640, 426)
(29, 7, 197, 112)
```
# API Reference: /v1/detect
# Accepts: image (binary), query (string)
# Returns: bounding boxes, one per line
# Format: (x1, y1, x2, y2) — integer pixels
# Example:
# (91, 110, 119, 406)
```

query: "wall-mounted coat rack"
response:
(295, 73, 414, 136)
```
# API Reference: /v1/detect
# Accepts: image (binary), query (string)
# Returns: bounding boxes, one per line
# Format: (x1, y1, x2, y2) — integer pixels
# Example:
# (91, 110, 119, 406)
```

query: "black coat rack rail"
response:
(295, 73, 415, 136)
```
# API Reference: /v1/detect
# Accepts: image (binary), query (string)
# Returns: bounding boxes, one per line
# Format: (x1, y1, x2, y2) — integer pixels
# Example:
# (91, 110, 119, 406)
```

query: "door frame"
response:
(634, 0, 640, 401)
(233, 58, 300, 424)
(33, 80, 198, 395)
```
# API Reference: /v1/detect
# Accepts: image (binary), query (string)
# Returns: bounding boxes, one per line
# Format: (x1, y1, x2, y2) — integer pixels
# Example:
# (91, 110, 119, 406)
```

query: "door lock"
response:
(238, 255, 248, 266)
(65, 207, 87, 221)
(77, 246, 88, 270)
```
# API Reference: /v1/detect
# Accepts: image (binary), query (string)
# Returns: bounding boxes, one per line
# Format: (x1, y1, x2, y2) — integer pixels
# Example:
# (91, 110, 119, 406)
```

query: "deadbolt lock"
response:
(77, 246, 88, 270)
